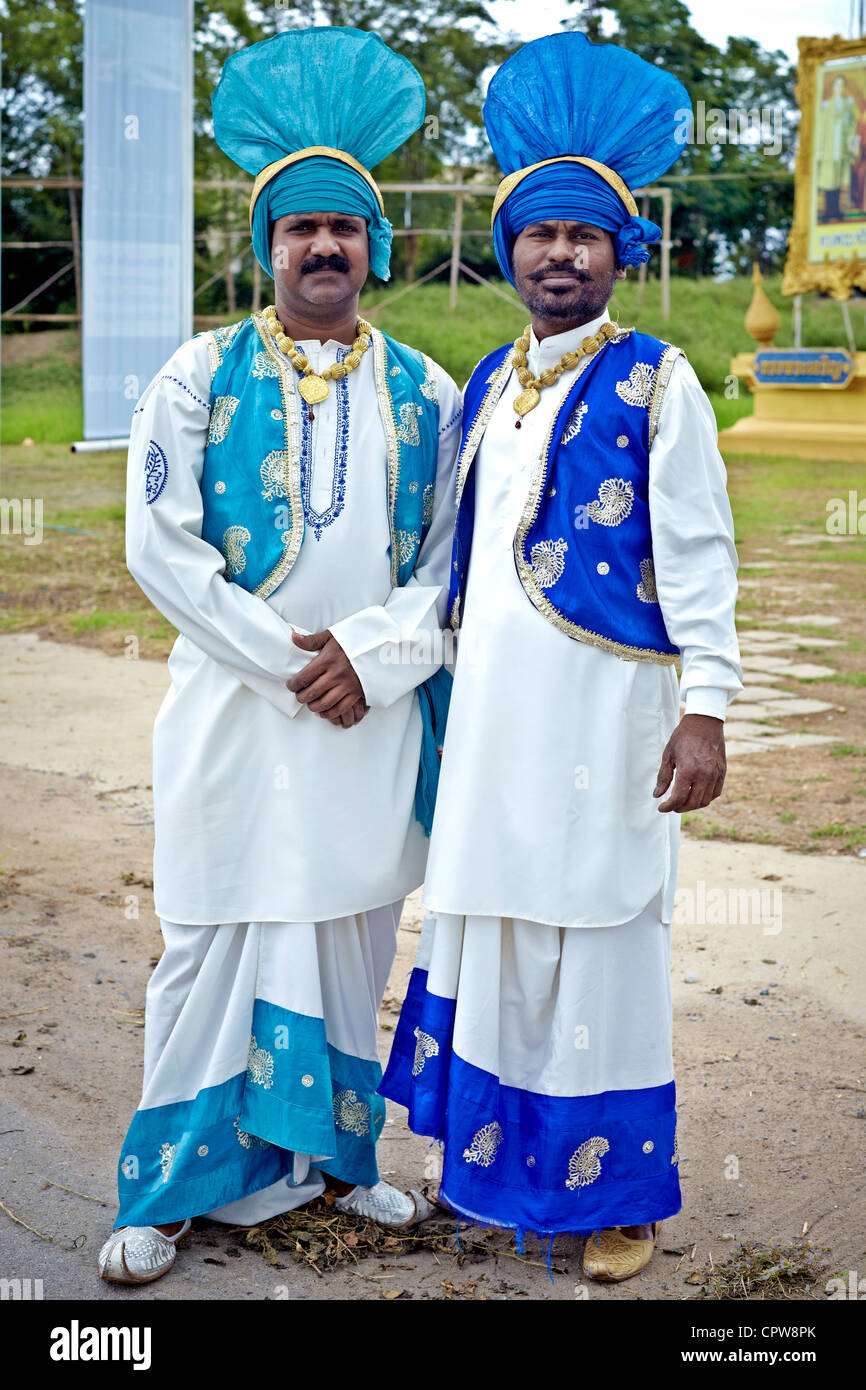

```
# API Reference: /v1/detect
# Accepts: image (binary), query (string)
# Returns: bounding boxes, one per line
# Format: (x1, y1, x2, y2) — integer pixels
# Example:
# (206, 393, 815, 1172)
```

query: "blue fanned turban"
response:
(211, 27, 426, 282)
(484, 33, 691, 287)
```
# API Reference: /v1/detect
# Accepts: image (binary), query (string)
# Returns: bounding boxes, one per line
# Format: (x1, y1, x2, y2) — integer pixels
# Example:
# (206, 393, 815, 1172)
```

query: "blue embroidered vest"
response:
(448, 328, 683, 665)
(193, 311, 450, 832)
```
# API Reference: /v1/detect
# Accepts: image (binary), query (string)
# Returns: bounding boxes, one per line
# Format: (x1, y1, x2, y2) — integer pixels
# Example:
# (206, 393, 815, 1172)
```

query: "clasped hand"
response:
(287, 630, 368, 728)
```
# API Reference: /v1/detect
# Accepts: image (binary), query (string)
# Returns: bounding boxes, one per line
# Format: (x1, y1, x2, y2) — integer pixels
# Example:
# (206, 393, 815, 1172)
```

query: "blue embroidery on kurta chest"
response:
(297, 344, 351, 540)
(145, 440, 168, 505)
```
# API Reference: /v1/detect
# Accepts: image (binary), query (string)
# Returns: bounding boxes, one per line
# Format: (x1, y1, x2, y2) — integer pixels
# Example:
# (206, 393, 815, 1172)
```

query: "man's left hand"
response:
(653, 713, 726, 813)
(288, 630, 366, 719)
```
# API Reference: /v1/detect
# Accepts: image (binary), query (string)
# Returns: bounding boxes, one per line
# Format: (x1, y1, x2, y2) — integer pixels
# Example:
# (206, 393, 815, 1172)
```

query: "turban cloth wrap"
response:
(211, 26, 426, 283)
(484, 32, 691, 288)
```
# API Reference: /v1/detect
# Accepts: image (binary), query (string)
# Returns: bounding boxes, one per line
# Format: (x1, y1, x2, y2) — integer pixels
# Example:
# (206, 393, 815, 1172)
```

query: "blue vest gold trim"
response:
(448, 328, 683, 666)
(193, 310, 451, 833)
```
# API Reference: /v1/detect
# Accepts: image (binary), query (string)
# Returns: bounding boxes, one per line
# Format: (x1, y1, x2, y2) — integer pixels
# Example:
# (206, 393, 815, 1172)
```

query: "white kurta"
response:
(125, 325, 462, 925)
(423, 307, 743, 929)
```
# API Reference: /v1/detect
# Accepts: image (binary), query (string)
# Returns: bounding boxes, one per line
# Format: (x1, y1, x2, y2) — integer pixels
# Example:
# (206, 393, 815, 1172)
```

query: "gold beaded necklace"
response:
(512, 319, 618, 426)
(263, 304, 372, 412)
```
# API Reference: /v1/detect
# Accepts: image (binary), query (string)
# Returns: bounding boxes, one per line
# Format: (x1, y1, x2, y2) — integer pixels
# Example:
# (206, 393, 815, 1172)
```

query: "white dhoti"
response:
(381, 891, 680, 1236)
(116, 903, 400, 1228)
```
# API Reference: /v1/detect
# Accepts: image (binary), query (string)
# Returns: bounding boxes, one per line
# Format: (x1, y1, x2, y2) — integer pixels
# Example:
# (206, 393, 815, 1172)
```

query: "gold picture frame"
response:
(782, 33, 866, 301)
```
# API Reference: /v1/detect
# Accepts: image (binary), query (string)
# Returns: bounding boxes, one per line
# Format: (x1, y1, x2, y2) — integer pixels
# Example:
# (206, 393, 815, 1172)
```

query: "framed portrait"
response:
(782, 33, 866, 300)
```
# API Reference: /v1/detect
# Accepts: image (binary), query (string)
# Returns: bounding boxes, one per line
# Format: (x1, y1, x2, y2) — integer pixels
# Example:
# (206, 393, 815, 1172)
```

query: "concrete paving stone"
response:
(761, 697, 835, 716)
(726, 739, 781, 756)
(779, 613, 841, 626)
(737, 686, 795, 701)
(724, 703, 776, 719)
(788, 636, 843, 648)
(724, 720, 786, 739)
(740, 655, 796, 671)
(737, 628, 791, 640)
(740, 560, 778, 568)
(784, 663, 837, 679)
(759, 732, 839, 749)
(737, 668, 783, 681)
(785, 534, 849, 545)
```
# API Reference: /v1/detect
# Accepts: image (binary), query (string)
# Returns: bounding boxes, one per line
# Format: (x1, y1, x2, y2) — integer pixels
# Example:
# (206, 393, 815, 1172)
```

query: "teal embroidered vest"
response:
(449, 328, 684, 665)
(193, 311, 450, 832)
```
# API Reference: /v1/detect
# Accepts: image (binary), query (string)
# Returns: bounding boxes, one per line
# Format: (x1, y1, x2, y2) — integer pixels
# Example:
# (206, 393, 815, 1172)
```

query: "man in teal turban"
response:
(99, 27, 463, 1286)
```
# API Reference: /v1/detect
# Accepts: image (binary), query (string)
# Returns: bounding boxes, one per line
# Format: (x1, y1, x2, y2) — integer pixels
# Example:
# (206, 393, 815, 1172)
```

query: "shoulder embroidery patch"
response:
(246, 1034, 274, 1089)
(207, 395, 239, 446)
(463, 1121, 503, 1168)
(529, 538, 568, 589)
(614, 362, 657, 409)
(636, 556, 659, 603)
(412, 1027, 440, 1077)
(562, 400, 588, 444)
(586, 478, 635, 527)
(333, 1088, 371, 1137)
(222, 526, 251, 579)
(213, 320, 244, 356)
(565, 1135, 610, 1189)
(144, 440, 168, 505)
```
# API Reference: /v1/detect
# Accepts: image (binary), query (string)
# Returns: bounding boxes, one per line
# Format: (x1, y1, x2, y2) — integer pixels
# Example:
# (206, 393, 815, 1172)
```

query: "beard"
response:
(516, 266, 618, 324)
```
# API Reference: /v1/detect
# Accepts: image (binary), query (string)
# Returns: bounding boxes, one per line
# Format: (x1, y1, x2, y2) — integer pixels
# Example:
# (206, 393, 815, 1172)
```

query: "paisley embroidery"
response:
(260, 450, 289, 502)
(395, 401, 423, 446)
(562, 400, 588, 444)
(207, 394, 239, 446)
(158, 1141, 176, 1183)
(614, 362, 656, 409)
(222, 525, 251, 578)
(251, 350, 279, 380)
(463, 1121, 503, 1168)
(333, 1088, 371, 1137)
(529, 538, 568, 589)
(396, 528, 420, 565)
(636, 556, 659, 604)
(246, 1034, 274, 1089)
(412, 1027, 440, 1077)
(419, 363, 439, 403)
(585, 477, 634, 527)
(565, 1136, 609, 1189)
(234, 1117, 271, 1150)
(422, 482, 435, 528)
(299, 345, 350, 539)
(144, 440, 168, 506)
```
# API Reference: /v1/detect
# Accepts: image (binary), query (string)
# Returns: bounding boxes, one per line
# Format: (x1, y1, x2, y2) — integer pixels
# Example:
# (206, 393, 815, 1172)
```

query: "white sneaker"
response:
(97, 1218, 191, 1284)
(334, 1180, 432, 1228)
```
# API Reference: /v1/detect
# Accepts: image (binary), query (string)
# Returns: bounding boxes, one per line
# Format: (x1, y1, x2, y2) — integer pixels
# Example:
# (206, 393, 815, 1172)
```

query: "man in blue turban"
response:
(381, 32, 743, 1283)
(99, 27, 463, 1285)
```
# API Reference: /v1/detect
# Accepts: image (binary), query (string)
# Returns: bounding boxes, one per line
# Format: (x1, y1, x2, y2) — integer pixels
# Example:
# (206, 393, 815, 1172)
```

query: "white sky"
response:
(487, 0, 857, 64)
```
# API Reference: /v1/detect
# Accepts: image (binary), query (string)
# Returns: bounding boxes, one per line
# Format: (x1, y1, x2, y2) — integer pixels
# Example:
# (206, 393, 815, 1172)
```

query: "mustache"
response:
(531, 265, 592, 283)
(300, 254, 351, 275)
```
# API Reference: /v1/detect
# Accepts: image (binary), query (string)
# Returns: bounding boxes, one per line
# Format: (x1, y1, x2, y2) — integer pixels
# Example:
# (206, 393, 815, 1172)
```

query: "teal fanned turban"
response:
(485, 33, 691, 288)
(211, 27, 426, 282)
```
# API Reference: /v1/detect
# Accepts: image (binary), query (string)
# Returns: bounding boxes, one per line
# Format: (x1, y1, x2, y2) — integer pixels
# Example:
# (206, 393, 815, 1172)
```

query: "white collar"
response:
(528, 306, 612, 366)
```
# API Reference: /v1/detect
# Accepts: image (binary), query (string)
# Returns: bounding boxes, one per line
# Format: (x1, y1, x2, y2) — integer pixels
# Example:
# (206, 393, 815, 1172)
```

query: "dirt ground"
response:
(0, 630, 865, 1302)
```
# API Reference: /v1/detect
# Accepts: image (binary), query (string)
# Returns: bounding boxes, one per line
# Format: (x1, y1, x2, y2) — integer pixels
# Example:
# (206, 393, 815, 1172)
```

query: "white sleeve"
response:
(328, 362, 463, 708)
(648, 354, 743, 722)
(126, 335, 310, 718)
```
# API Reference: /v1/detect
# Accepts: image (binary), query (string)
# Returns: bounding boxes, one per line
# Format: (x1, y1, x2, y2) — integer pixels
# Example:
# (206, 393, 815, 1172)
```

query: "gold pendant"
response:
(514, 386, 540, 417)
(298, 375, 330, 405)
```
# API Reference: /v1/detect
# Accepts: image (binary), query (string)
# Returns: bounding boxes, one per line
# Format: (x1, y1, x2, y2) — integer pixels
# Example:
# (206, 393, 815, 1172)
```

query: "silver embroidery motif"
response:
(412, 1027, 440, 1077)
(671, 1130, 679, 1165)
(214, 480, 226, 494)
(419, 365, 439, 403)
(586, 477, 634, 527)
(408, 480, 418, 493)
(395, 401, 423, 446)
(396, 528, 420, 565)
(252, 350, 279, 380)
(565, 1136, 610, 1189)
(562, 400, 588, 444)
(247, 1034, 274, 1089)
(260, 449, 289, 502)
(222, 525, 251, 578)
(333, 1088, 371, 1137)
(389, 364, 402, 377)
(463, 1121, 503, 1168)
(234, 1116, 270, 1150)
(616, 434, 629, 448)
(207, 394, 239, 445)
(636, 556, 659, 604)
(614, 362, 656, 409)
(642, 1140, 655, 1154)
(597, 561, 610, 575)
(422, 482, 435, 528)
(158, 1141, 176, 1183)
(529, 538, 568, 589)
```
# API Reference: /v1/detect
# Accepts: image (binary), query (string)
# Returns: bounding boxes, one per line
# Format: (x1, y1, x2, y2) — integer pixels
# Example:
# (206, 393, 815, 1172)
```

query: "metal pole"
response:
(793, 293, 802, 348)
(449, 172, 463, 311)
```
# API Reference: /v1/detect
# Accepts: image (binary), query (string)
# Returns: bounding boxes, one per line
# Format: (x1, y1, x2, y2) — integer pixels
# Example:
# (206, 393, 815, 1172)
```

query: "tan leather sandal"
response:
(582, 1221, 661, 1282)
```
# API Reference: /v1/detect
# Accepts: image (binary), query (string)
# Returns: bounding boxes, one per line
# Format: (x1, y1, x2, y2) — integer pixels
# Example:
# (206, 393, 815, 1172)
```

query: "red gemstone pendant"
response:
(515, 419, 522, 429)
